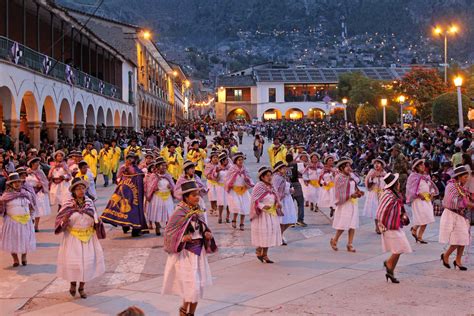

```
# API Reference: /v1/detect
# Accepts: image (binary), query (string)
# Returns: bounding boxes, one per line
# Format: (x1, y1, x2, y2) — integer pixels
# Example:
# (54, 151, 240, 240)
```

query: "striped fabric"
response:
(442, 180, 468, 217)
(376, 189, 402, 230)
(334, 173, 351, 205)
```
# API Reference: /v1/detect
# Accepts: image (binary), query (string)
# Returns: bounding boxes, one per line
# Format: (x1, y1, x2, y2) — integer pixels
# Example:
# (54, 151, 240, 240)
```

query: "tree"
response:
(432, 92, 471, 126)
(398, 67, 446, 122)
(356, 104, 378, 125)
(377, 105, 398, 125)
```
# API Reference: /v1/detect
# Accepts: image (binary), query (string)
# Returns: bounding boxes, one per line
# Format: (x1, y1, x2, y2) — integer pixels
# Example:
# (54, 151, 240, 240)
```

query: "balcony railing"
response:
(284, 94, 337, 102)
(0, 36, 122, 101)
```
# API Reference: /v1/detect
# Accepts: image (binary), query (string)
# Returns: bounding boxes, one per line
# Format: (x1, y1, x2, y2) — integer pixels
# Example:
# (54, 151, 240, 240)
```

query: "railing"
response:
(0, 36, 122, 101)
(284, 94, 337, 102)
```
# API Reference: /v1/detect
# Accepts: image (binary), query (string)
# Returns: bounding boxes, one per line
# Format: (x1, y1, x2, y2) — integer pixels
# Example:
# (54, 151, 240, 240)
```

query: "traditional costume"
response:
(225, 154, 254, 216)
(25, 157, 51, 218)
(318, 158, 337, 209)
(333, 170, 360, 230)
(302, 155, 323, 208)
(362, 161, 386, 218)
(272, 162, 296, 225)
(82, 147, 98, 179)
(49, 151, 72, 206)
(145, 163, 175, 226)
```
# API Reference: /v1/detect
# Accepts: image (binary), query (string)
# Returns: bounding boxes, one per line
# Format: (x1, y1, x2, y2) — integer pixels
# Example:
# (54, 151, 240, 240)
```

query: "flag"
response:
(99, 81, 105, 94)
(10, 42, 22, 64)
(65, 65, 75, 85)
(42, 55, 51, 74)
(84, 76, 91, 89)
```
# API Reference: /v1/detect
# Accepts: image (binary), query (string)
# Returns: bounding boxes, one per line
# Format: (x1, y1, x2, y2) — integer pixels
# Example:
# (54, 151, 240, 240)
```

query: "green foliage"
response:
(432, 92, 471, 126)
(356, 104, 379, 125)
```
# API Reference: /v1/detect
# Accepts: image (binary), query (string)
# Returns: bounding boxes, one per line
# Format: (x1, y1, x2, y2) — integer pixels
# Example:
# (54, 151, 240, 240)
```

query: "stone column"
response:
(74, 124, 85, 140)
(45, 122, 59, 144)
(61, 123, 74, 140)
(27, 121, 42, 148)
(86, 124, 96, 138)
(3, 119, 20, 151)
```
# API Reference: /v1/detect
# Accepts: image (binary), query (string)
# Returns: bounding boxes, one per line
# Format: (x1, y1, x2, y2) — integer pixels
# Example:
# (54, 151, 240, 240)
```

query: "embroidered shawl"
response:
(224, 164, 254, 192)
(55, 197, 95, 234)
(334, 173, 353, 205)
(0, 189, 36, 216)
(406, 172, 439, 203)
(174, 174, 207, 201)
(442, 179, 470, 217)
(250, 181, 282, 220)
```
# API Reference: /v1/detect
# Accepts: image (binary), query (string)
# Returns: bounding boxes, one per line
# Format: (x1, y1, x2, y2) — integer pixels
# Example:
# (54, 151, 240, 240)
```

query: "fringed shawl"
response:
(204, 162, 218, 181)
(303, 162, 323, 178)
(48, 161, 71, 180)
(335, 173, 353, 205)
(224, 164, 254, 192)
(272, 173, 287, 200)
(406, 172, 439, 203)
(55, 197, 95, 234)
(443, 179, 469, 217)
(250, 181, 282, 220)
(29, 168, 49, 193)
(174, 174, 207, 201)
(376, 189, 404, 230)
(164, 201, 216, 254)
(0, 189, 36, 216)
(145, 172, 175, 201)
(319, 166, 336, 185)
(364, 169, 386, 191)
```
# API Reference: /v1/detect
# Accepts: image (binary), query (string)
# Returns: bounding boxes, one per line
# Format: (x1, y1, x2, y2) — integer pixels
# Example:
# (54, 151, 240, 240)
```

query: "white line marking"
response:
(300, 228, 324, 239)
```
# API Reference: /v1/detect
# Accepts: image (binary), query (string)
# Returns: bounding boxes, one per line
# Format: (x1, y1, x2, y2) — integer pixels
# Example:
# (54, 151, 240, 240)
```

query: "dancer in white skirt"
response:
(250, 166, 283, 263)
(145, 158, 175, 236)
(296, 151, 311, 207)
(49, 151, 72, 209)
(225, 152, 254, 230)
(215, 152, 230, 224)
(26, 157, 51, 232)
(55, 178, 105, 299)
(376, 173, 412, 283)
(439, 165, 473, 271)
(272, 161, 296, 245)
(303, 153, 323, 212)
(162, 180, 217, 316)
(362, 158, 386, 234)
(318, 155, 337, 217)
(406, 159, 439, 244)
(330, 157, 364, 253)
(0, 173, 37, 267)
(204, 151, 219, 216)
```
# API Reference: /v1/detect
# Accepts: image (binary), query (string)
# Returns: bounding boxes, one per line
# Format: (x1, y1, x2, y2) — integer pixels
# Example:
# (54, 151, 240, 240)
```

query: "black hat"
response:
(383, 173, 399, 188)
(273, 160, 287, 172)
(156, 157, 166, 165)
(126, 152, 138, 160)
(210, 150, 219, 158)
(181, 180, 200, 195)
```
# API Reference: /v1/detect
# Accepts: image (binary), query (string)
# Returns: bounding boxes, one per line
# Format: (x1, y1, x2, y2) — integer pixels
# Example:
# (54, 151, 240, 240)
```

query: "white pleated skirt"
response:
(228, 190, 251, 215)
(381, 229, 413, 254)
(439, 209, 471, 246)
(280, 195, 297, 225)
(332, 200, 359, 230)
(361, 191, 379, 219)
(411, 198, 435, 226)
(35, 191, 52, 217)
(251, 211, 282, 248)
(161, 248, 212, 303)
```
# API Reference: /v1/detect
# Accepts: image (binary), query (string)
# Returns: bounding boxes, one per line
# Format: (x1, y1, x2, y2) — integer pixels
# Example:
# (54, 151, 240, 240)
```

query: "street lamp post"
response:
(454, 76, 464, 130)
(381, 97, 387, 127)
(434, 25, 458, 83)
(398, 95, 405, 129)
(342, 97, 348, 126)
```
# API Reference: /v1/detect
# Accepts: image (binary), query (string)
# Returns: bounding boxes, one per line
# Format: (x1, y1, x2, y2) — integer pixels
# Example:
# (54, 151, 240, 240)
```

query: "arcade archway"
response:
(262, 108, 282, 121)
(227, 108, 250, 121)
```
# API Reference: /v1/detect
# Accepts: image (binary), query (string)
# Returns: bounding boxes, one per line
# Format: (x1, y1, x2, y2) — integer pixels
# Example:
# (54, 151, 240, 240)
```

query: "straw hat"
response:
(323, 155, 335, 164)
(453, 165, 470, 178)
(372, 157, 386, 167)
(69, 177, 89, 192)
(181, 180, 200, 195)
(183, 160, 196, 171)
(336, 157, 353, 169)
(6, 172, 24, 185)
(53, 150, 65, 159)
(258, 166, 272, 180)
(27, 157, 41, 167)
(411, 158, 425, 171)
(383, 173, 399, 188)
(232, 152, 245, 162)
(273, 160, 287, 172)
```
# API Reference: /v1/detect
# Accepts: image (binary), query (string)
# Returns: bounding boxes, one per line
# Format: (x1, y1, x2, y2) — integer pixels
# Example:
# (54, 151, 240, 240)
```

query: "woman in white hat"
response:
(145, 158, 175, 236)
(406, 159, 439, 243)
(162, 180, 217, 316)
(439, 165, 473, 271)
(318, 155, 337, 216)
(302, 153, 323, 212)
(48, 150, 72, 209)
(296, 151, 310, 207)
(55, 178, 105, 299)
(204, 151, 220, 216)
(272, 161, 296, 245)
(362, 158, 387, 233)
(225, 152, 254, 230)
(26, 157, 51, 232)
(330, 157, 364, 252)
(214, 152, 231, 224)
(376, 173, 412, 283)
(250, 166, 283, 263)
(0, 173, 37, 267)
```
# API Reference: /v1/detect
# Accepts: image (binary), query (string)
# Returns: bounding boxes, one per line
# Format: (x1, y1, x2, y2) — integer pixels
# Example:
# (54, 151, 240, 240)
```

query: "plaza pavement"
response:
(1, 134, 472, 315)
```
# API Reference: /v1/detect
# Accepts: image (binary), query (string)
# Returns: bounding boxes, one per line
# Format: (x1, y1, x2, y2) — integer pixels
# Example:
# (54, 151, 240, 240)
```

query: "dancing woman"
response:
(49, 150, 72, 209)
(376, 173, 412, 283)
(204, 151, 220, 215)
(318, 155, 337, 216)
(362, 158, 387, 233)
(272, 161, 296, 245)
(162, 181, 217, 316)
(406, 159, 439, 244)
(439, 165, 473, 271)
(250, 166, 283, 263)
(303, 153, 322, 212)
(25, 157, 51, 232)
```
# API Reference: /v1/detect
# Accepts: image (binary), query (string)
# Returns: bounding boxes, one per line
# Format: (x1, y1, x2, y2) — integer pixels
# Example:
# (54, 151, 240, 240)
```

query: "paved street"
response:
(1, 134, 473, 315)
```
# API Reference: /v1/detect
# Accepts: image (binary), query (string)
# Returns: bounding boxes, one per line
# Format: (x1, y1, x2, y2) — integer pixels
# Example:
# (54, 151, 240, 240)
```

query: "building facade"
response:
(68, 8, 188, 128)
(0, 0, 136, 150)
(216, 63, 411, 122)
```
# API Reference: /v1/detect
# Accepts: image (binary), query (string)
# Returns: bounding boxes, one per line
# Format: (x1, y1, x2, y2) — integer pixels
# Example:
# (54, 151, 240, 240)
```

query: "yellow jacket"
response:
(163, 151, 184, 180)
(186, 148, 206, 172)
(267, 144, 287, 167)
(82, 148, 98, 177)
(230, 145, 239, 155)
(124, 145, 142, 159)
(99, 148, 114, 177)
(111, 146, 121, 173)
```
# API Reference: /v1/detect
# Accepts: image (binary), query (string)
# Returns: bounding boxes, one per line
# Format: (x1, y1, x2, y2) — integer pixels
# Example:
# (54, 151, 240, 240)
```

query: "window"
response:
(234, 89, 243, 101)
(269, 88, 276, 102)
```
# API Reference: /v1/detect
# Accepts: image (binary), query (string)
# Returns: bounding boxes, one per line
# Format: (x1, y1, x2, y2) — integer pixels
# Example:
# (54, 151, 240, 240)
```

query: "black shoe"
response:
(453, 261, 467, 271)
(440, 254, 451, 269)
(297, 221, 307, 227)
(329, 208, 335, 217)
(131, 229, 141, 237)
(385, 273, 400, 284)
(122, 226, 130, 234)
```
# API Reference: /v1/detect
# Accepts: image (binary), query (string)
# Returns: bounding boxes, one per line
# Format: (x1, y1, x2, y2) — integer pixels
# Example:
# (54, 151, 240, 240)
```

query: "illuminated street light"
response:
(341, 98, 348, 125)
(142, 30, 152, 40)
(454, 76, 464, 130)
(381, 97, 388, 127)
(433, 24, 460, 83)
(398, 95, 406, 129)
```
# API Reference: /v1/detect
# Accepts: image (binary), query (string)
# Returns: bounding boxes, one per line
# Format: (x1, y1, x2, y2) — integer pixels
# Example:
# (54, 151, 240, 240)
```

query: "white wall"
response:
(255, 82, 285, 103)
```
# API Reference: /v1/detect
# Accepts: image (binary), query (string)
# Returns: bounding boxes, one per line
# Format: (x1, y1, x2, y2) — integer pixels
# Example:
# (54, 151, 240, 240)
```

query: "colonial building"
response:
(216, 63, 411, 121)
(67, 8, 188, 128)
(0, 0, 136, 150)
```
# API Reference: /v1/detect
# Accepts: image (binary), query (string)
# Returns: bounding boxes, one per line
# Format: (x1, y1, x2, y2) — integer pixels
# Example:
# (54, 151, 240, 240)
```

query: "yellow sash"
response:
(208, 179, 218, 186)
(233, 185, 247, 195)
(351, 198, 358, 205)
(264, 204, 277, 216)
(323, 181, 334, 191)
(309, 180, 320, 188)
(9, 214, 31, 225)
(155, 191, 171, 201)
(421, 192, 431, 202)
(68, 226, 95, 243)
